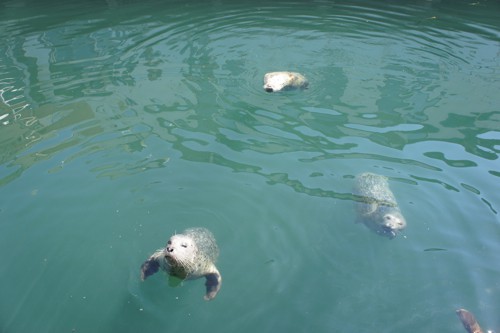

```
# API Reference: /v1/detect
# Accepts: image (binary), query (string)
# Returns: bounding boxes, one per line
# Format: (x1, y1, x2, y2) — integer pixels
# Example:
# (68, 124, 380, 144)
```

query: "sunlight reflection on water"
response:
(0, 0, 499, 332)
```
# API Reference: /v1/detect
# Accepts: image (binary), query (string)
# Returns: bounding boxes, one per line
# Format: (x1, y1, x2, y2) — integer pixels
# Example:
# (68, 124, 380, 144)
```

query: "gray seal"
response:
(353, 172, 406, 239)
(263, 71, 308, 92)
(140, 227, 221, 300)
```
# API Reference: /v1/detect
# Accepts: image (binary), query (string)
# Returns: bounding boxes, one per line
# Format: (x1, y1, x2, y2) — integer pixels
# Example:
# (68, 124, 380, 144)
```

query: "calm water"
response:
(1, 0, 499, 332)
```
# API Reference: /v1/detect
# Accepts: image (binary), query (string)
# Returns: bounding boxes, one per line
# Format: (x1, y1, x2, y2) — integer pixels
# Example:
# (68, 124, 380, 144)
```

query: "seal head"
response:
(263, 71, 308, 92)
(164, 234, 197, 278)
(376, 207, 406, 239)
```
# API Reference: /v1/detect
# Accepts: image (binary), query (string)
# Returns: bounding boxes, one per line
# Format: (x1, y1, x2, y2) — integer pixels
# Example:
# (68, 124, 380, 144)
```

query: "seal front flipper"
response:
(203, 270, 221, 301)
(140, 255, 161, 281)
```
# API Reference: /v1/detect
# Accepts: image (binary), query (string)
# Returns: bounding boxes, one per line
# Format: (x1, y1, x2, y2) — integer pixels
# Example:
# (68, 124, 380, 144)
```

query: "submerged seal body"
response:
(456, 309, 484, 333)
(353, 172, 406, 239)
(140, 227, 221, 300)
(263, 71, 308, 92)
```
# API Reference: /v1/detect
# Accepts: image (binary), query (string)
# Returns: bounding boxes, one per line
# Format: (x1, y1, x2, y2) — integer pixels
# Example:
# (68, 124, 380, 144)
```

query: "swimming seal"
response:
(263, 71, 308, 92)
(353, 172, 406, 239)
(140, 227, 221, 300)
(456, 309, 485, 333)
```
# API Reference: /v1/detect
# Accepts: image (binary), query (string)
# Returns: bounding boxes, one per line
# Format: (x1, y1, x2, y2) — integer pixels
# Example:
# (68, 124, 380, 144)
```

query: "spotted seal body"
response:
(456, 309, 485, 333)
(263, 71, 308, 92)
(353, 172, 406, 239)
(140, 227, 221, 300)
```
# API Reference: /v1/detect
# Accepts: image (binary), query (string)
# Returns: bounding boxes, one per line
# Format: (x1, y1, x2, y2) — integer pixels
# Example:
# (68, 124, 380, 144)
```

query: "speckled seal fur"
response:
(140, 227, 221, 300)
(353, 172, 406, 239)
(263, 71, 308, 92)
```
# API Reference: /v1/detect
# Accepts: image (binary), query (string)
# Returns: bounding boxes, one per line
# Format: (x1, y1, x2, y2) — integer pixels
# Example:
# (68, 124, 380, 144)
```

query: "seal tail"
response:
(456, 308, 484, 333)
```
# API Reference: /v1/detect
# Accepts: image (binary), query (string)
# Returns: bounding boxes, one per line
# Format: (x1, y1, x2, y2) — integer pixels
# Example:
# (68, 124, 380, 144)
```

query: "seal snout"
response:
(382, 226, 397, 239)
(166, 246, 174, 253)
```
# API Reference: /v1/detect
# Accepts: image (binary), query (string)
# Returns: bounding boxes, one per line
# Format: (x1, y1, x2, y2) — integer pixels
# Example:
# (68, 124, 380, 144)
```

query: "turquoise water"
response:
(1, 0, 499, 332)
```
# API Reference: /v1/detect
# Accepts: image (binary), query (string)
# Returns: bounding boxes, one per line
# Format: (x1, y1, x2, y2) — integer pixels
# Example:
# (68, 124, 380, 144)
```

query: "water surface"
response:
(1, 0, 499, 332)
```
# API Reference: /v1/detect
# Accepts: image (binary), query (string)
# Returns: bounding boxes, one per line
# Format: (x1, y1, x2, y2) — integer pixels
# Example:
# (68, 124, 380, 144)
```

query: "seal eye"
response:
(181, 243, 188, 248)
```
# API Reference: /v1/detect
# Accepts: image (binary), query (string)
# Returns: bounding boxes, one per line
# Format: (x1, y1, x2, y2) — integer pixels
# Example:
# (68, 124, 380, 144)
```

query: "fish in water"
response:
(353, 172, 407, 239)
(263, 71, 308, 92)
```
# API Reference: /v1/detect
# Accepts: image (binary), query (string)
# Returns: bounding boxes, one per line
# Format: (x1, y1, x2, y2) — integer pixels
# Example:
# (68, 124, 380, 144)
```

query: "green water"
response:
(1, 0, 499, 332)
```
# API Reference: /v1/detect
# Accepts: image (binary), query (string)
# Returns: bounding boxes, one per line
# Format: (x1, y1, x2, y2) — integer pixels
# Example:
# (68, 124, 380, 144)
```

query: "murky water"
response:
(1, 0, 499, 332)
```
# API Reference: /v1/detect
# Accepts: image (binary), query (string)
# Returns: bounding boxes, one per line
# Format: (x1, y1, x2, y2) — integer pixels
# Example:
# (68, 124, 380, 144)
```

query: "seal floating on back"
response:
(263, 71, 308, 92)
(140, 227, 222, 300)
(352, 172, 406, 239)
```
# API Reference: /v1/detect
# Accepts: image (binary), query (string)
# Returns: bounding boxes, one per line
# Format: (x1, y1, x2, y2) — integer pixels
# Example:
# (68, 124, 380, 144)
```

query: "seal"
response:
(263, 71, 308, 92)
(456, 309, 485, 333)
(352, 172, 406, 239)
(140, 227, 221, 301)
(457, 309, 485, 333)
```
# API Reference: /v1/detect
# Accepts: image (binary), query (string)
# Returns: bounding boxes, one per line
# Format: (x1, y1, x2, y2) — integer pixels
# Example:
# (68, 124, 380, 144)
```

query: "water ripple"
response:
(0, 1, 499, 331)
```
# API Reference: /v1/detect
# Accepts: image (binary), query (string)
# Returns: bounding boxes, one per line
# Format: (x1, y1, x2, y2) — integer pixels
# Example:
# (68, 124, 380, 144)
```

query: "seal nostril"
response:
(167, 247, 173, 253)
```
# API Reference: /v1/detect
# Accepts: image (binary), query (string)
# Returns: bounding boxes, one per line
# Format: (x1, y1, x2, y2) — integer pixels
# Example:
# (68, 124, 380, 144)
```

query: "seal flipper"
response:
(203, 270, 221, 301)
(140, 257, 160, 281)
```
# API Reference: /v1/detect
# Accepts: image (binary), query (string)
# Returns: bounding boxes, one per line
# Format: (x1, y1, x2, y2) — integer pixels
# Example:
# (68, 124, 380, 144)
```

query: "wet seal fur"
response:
(263, 71, 308, 92)
(353, 172, 406, 239)
(140, 227, 221, 300)
(456, 309, 486, 333)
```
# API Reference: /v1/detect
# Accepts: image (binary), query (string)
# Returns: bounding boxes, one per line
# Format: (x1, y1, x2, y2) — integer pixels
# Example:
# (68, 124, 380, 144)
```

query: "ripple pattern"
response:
(0, 0, 499, 332)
